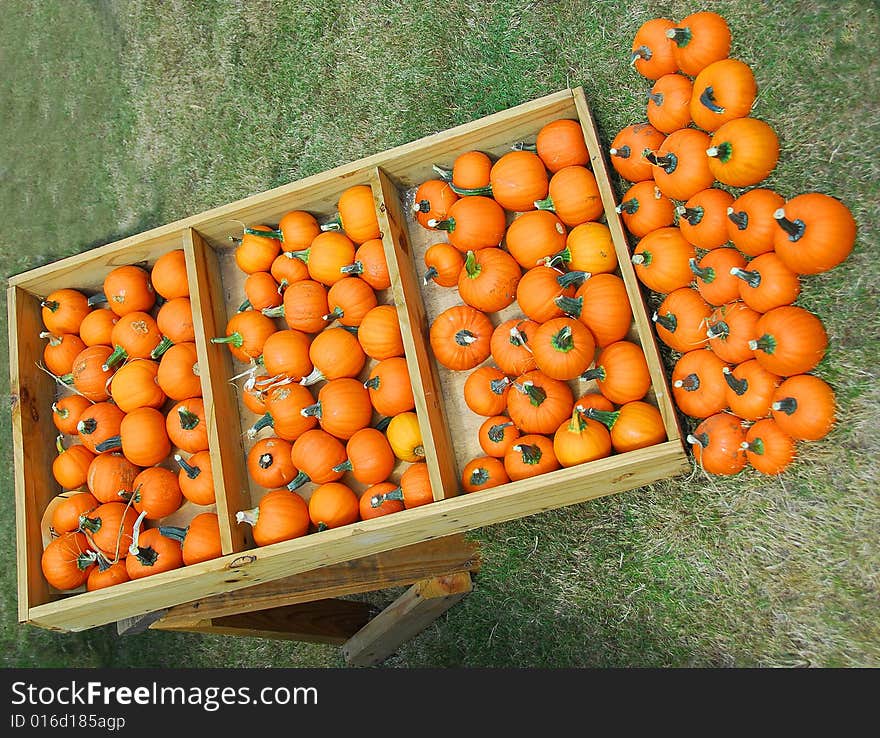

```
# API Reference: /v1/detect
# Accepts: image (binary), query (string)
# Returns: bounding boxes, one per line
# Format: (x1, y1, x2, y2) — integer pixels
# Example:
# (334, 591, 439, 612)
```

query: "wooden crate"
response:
(8, 87, 690, 633)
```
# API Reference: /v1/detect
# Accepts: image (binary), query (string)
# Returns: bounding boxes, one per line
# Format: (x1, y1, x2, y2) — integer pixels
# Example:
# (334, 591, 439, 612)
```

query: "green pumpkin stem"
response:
(699, 86, 725, 113)
(55, 434, 65, 456)
(580, 365, 606, 382)
(95, 435, 122, 453)
(87, 292, 108, 307)
(248, 412, 274, 438)
(158, 525, 188, 544)
(323, 306, 344, 322)
(730, 267, 761, 289)
(102, 344, 127, 371)
(59, 372, 74, 385)
(749, 334, 777, 354)
(79, 514, 102, 534)
(174, 454, 202, 479)
(448, 183, 493, 197)
(490, 376, 511, 394)
(428, 217, 456, 232)
(487, 422, 513, 443)
(52, 402, 68, 420)
(77, 550, 98, 571)
(551, 325, 575, 352)
(300, 401, 323, 419)
(245, 226, 284, 241)
(413, 199, 432, 214)
(40, 299, 59, 312)
(706, 142, 733, 163)
(645, 150, 678, 174)
(677, 205, 704, 225)
(557, 269, 587, 288)
(332, 459, 353, 473)
(511, 141, 538, 152)
(652, 311, 678, 333)
(431, 164, 453, 181)
(584, 407, 620, 429)
(514, 380, 546, 407)
(374, 415, 393, 432)
(616, 198, 640, 215)
(646, 90, 664, 106)
(423, 266, 439, 286)
(177, 406, 200, 430)
(340, 261, 364, 275)
(236, 507, 259, 527)
(722, 367, 749, 396)
(77, 417, 98, 436)
(632, 251, 652, 266)
(773, 208, 806, 242)
(364, 376, 381, 390)
(555, 295, 584, 318)
(464, 250, 481, 279)
(470, 467, 490, 487)
(513, 443, 542, 465)
(706, 320, 730, 340)
(238, 299, 252, 312)
(630, 45, 651, 65)
(666, 26, 693, 46)
(727, 208, 749, 231)
(287, 470, 311, 491)
(370, 487, 404, 508)
(454, 329, 478, 346)
(609, 145, 631, 159)
(211, 331, 244, 347)
(743, 437, 765, 455)
(320, 215, 343, 233)
(534, 195, 556, 211)
(771, 397, 798, 415)
(150, 336, 174, 359)
(261, 305, 285, 319)
(135, 546, 160, 567)
(689, 257, 716, 283)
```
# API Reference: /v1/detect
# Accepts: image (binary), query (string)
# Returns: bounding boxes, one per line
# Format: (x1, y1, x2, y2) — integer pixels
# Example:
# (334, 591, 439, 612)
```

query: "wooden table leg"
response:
(341, 572, 473, 667)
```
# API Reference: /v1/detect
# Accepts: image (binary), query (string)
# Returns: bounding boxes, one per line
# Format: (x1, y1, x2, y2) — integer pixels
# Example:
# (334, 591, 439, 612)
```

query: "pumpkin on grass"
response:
(478, 415, 521, 458)
(770, 374, 836, 441)
(287, 429, 347, 490)
(646, 73, 694, 134)
(630, 17, 677, 80)
(175, 451, 215, 506)
(333, 428, 396, 485)
(687, 413, 747, 476)
(730, 253, 801, 313)
(631, 227, 696, 294)
(429, 305, 493, 371)
(131, 466, 183, 520)
(584, 401, 666, 454)
(690, 59, 757, 133)
(582, 341, 651, 405)
(41, 288, 91, 336)
(671, 349, 729, 419)
(236, 489, 310, 546)
(52, 394, 92, 436)
(309, 482, 360, 531)
(616, 181, 675, 238)
(609, 123, 666, 183)
(749, 306, 828, 376)
(690, 248, 748, 307)
(742, 418, 796, 475)
(42, 532, 96, 590)
(365, 357, 415, 417)
(646, 128, 715, 202)
(53, 436, 96, 490)
(458, 248, 521, 313)
(159, 512, 223, 565)
(652, 287, 712, 355)
(707, 118, 780, 187)
(718, 358, 781, 421)
(772, 193, 857, 275)
(462, 456, 510, 492)
(706, 301, 760, 364)
(505, 434, 561, 480)
(87, 452, 141, 504)
(726, 188, 785, 257)
(507, 370, 573, 435)
(665, 11, 731, 77)
(151, 249, 189, 300)
(677, 188, 735, 250)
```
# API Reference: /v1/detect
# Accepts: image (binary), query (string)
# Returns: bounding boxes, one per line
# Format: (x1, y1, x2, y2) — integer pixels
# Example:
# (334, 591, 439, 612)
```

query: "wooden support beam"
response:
(155, 534, 480, 629)
(116, 610, 169, 636)
(342, 572, 473, 667)
(154, 598, 377, 646)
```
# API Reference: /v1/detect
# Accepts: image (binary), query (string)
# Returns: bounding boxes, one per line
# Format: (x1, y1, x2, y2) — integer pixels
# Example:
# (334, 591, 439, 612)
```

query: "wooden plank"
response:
(25, 440, 688, 632)
(156, 599, 376, 645)
(372, 167, 459, 500)
(116, 610, 169, 635)
(8, 286, 59, 622)
(572, 88, 682, 442)
(342, 572, 472, 666)
(184, 228, 250, 554)
(155, 534, 480, 627)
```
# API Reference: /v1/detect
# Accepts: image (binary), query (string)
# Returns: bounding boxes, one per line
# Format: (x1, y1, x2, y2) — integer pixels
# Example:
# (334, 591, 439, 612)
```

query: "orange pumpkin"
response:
(76, 401, 124, 454)
(563, 222, 617, 275)
(429, 305, 493, 371)
(70, 345, 115, 402)
(52, 394, 92, 436)
(647, 73, 694, 134)
(772, 193, 857, 275)
(464, 366, 512, 417)
(507, 370, 573, 435)
(749, 306, 828, 376)
(505, 210, 567, 269)
(647, 128, 714, 202)
(302, 327, 365, 385)
(78, 308, 118, 347)
(423, 243, 464, 287)
(360, 482, 405, 519)
(365, 357, 415, 417)
(332, 184, 381, 244)
(271, 251, 310, 288)
(531, 317, 596, 381)
(731, 253, 801, 313)
(79, 501, 138, 558)
(175, 450, 215, 506)
(251, 384, 318, 441)
(261, 329, 313, 381)
(486, 150, 548, 212)
(505, 434, 561, 480)
(166, 398, 209, 453)
(235, 226, 282, 273)
(458, 248, 521, 313)
(358, 304, 405, 360)
(707, 118, 779, 187)
(271, 210, 322, 252)
(211, 310, 277, 363)
(690, 248, 747, 306)
(334, 428, 396, 485)
(462, 456, 510, 493)
(743, 418, 796, 475)
(288, 429, 347, 489)
(687, 413, 747, 476)
(631, 227, 696, 294)
(304, 378, 373, 441)
(706, 301, 761, 364)
(114, 407, 172, 467)
(247, 437, 296, 488)
(265, 279, 329, 334)
(103, 265, 156, 317)
(770, 374, 836, 441)
(156, 296, 195, 344)
(236, 489, 310, 546)
(87, 560, 131, 590)
(87, 452, 141, 504)
(157, 342, 202, 401)
(722, 360, 781, 421)
(105, 311, 170, 368)
(41, 532, 96, 590)
(584, 402, 667, 454)
(41, 332, 86, 377)
(630, 17, 678, 80)
(132, 466, 183, 520)
(726, 188, 785, 257)
(582, 341, 651, 405)
(159, 512, 223, 565)
(515, 266, 585, 324)
(302, 231, 357, 286)
(652, 287, 711, 354)
(53, 437, 96, 490)
(564, 273, 633, 348)
(666, 11, 731, 77)
(490, 318, 539, 376)
(609, 123, 666, 183)
(616, 181, 675, 238)
(532, 118, 589, 173)
(429, 196, 506, 252)
(677, 188, 735, 250)
(41, 288, 91, 335)
(240, 272, 282, 312)
(126, 526, 183, 580)
(412, 180, 459, 229)
(324, 276, 377, 327)
(478, 415, 521, 458)
(433, 150, 493, 190)
(151, 249, 190, 300)
(671, 349, 729, 419)
(309, 482, 360, 530)
(552, 410, 612, 467)
(110, 359, 166, 412)
(533, 166, 602, 227)
(691, 59, 757, 132)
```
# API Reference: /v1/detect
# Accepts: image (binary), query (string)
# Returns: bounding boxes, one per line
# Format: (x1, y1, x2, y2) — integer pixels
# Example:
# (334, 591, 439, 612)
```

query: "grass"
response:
(1, 0, 878, 668)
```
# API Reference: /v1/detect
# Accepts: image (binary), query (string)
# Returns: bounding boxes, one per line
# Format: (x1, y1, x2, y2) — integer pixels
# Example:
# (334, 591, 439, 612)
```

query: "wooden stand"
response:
(118, 535, 480, 667)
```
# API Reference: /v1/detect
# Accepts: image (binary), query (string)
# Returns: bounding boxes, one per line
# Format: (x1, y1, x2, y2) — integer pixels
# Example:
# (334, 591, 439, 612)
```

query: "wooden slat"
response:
(372, 168, 459, 500)
(156, 599, 376, 645)
(155, 534, 480, 627)
(116, 610, 169, 635)
(184, 228, 251, 553)
(8, 286, 59, 622)
(572, 88, 682, 442)
(342, 572, 473, 666)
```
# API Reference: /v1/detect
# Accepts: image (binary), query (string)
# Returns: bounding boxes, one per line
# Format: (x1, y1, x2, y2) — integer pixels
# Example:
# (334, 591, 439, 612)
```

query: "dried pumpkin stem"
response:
(177, 406, 200, 430)
(247, 412, 274, 437)
(455, 329, 478, 346)
(705, 321, 729, 340)
(677, 205, 704, 225)
(236, 508, 259, 527)
(490, 376, 511, 394)
(557, 269, 588, 288)
(431, 164, 453, 181)
(580, 365, 606, 382)
(96, 435, 122, 452)
(299, 367, 326, 386)
(609, 145, 631, 159)
(128, 510, 148, 557)
(673, 373, 701, 391)
(652, 311, 678, 333)
(630, 45, 652, 65)
(158, 525, 188, 544)
(332, 459, 353, 473)
(722, 368, 750, 397)
(340, 261, 365, 275)
(77, 417, 98, 435)
(423, 266, 438, 286)
(174, 454, 201, 479)
(645, 150, 678, 173)
(773, 208, 806, 242)
(320, 215, 343, 233)
(616, 198, 640, 215)
(771, 397, 797, 415)
(40, 299, 60, 312)
(686, 432, 708, 448)
(555, 295, 584, 318)
(730, 267, 761, 288)
(300, 401, 323, 419)
(511, 141, 538, 152)
(470, 467, 490, 486)
(39, 331, 62, 346)
(666, 26, 693, 46)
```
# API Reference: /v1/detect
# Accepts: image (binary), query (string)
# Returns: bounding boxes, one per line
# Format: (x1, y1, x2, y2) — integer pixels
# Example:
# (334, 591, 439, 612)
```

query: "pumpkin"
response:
(247, 437, 296, 488)
(211, 310, 277, 363)
(248, 210, 320, 253)
(429, 195, 506, 252)
(631, 227, 696, 294)
(726, 188, 785, 257)
(433, 150, 493, 190)
(505, 434, 562, 480)
(358, 304, 404, 360)
(690, 248, 747, 306)
(706, 301, 761, 364)
(616, 182, 675, 239)
(386, 411, 425, 462)
(301, 326, 366, 386)
(507, 370, 573, 435)
(462, 456, 510, 493)
(236, 489, 309, 546)
(505, 210, 567, 269)
(300, 231, 357, 286)
(458, 248, 521, 313)
(87, 452, 141, 504)
(687, 413, 747, 476)
(707, 118, 779, 187)
(646, 73, 694, 134)
(263, 279, 329, 334)
(731, 253, 801, 313)
(150, 249, 190, 300)
(563, 274, 633, 348)
(365, 357, 415, 417)
(329, 184, 380, 244)
(552, 409, 612, 468)
(647, 128, 715, 201)
(398, 462, 434, 508)
(112, 407, 171, 467)
(175, 451, 215, 506)
(87, 559, 131, 591)
(516, 266, 585, 324)
(630, 17, 678, 80)
(309, 482, 360, 530)
(609, 123, 666, 182)
(41, 332, 86, 377)
(490, 318, 539, 376)
(52, 394, 92, 436)
(690, 59, 757, 133)
(126, 524, 183, 580)
(240, 271, 282, 312)
(531, 317, 596, 381)
(464, 366, 512, 417)
(271, 251, 310, 288)
(260, 329, 313, 381)
(423, 243, 464, 287)
(71, 345, 115, 402)
(76, 401, 124, 453)
(156, 297, 195, 344)
(234, 226, 282, 273)
(157, 342, 202, 401)
(666, 11, 731, 76)
(574, 393, 615, 414)
(771, 374, 836, 441)
(132, 466, 182, 520)
(486, 150, 548, 212)
(103, 265, 156, 317)
(429, 305, 493, 371)
(53, 437, 95, 490)
(110, 359, 166, 412)
(304, 378, 373, 441)
(334, 427, 396, 485)
(105, 311, 170, 368)
(41, 288, 91, 335)
(251, 384, 318, 441)
(671, 349, 729, 419)
(772, 193, 857, 275)
(743, 418, 796, 475)
(677, 188, 735, 250)
(562, 222, 617, 275)
(325, 276, 378, 327)
(342, 238, 391, 290)
(41, 532, 96, 590)
(241, 373, 271, 415)
(360, 482, 405, 519)
(478, 415, 521, 458)
(749, 306, 828, 376)
(582, 340, 651, 405)
(533, 166, 603, 227)
(652, 287, 712, 354)
(287, 429, 348, 490)
(412, 179, 459, 229)
(79, 501, 138, 558)
(166, 398, 208, 453)
(78, 308, 118, 347)
(584, 401, 666, 454)
(159, 512, 223, 565)
(722, 360, 781, 421)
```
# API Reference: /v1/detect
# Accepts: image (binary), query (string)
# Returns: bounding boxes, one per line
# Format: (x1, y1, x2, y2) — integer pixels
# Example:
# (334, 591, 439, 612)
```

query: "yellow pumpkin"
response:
(386, 412, 425, 462)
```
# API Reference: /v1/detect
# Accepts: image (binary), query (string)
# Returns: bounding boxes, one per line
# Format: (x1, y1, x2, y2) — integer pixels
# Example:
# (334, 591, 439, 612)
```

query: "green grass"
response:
(1, 0, 878, 668)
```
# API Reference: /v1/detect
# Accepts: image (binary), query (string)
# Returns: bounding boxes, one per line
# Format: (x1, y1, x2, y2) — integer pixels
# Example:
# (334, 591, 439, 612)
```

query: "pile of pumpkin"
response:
(413, 122, 666, 494)
(611, 10, 855, 475)
(212, 183, 434, 548)
(40, 252, 222, 594)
